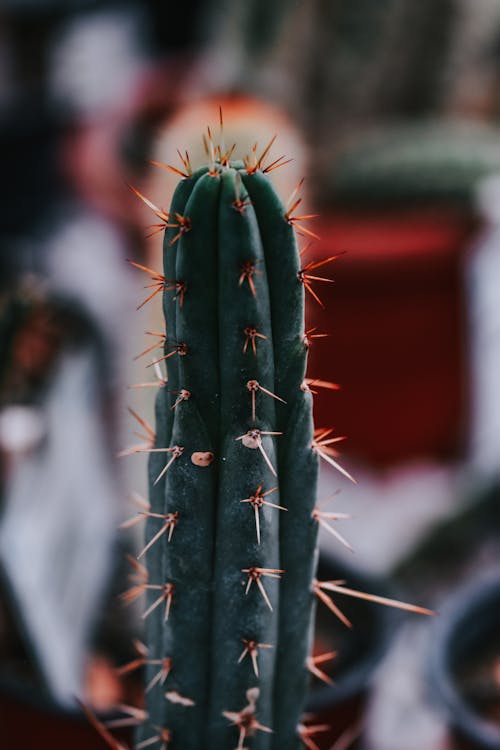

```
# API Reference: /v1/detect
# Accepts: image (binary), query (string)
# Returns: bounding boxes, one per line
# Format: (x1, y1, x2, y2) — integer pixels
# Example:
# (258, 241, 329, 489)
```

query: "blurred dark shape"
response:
(323, 122, 500, 208)
(0, 107, 67, 286)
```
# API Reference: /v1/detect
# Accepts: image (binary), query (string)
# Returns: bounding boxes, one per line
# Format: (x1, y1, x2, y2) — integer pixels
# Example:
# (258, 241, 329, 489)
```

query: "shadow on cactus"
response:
(101, 112, 433, 750)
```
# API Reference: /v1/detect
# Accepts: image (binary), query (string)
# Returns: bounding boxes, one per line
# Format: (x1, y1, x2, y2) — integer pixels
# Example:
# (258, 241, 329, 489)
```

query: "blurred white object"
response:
(49, 6, 148, 118)
(317, 461, 460, 576)
(469, 174, 500, 477)
(0, 351, 119, 705)
(364, 624, 452, 750)
(0, 405, 46, 454)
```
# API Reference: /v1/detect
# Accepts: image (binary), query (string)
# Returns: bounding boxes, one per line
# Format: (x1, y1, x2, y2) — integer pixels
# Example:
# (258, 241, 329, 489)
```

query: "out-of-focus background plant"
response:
(1, 1, 500, 749)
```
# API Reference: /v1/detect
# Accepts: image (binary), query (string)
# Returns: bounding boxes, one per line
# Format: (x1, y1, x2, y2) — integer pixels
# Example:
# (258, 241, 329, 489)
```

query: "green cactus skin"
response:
(137, 154, 319, 750)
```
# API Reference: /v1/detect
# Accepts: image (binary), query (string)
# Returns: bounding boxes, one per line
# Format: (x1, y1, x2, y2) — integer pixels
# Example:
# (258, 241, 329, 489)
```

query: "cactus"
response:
(119, 121, 434, 750)
(126, 128, 326, 750)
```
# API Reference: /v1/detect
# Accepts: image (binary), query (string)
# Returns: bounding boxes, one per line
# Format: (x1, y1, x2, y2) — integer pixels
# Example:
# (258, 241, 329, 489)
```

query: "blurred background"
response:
(1, 1, 500, 748)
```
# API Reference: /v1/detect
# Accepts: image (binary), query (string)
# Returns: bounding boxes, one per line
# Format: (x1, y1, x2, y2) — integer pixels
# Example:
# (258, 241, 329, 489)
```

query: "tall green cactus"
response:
(133, 135, 322, 750)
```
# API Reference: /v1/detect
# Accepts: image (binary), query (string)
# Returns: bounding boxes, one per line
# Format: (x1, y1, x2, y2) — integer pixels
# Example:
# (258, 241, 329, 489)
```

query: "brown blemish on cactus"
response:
(240, 484, 287, 545)
(142, 582, 175, 622)
(238, 261, 262, 299)
(241, 566, 284, 612)
(243, 326, 267, 355)
(236, 429, 282, 477)
(165, 691, 195, 707)
(246, 379, 286, 422)
(191, 451, 215, 467)
(237, 639, 273, 677)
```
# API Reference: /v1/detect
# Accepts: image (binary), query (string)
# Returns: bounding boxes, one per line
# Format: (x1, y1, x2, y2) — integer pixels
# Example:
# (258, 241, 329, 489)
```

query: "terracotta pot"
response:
(306, 208, 477, 468)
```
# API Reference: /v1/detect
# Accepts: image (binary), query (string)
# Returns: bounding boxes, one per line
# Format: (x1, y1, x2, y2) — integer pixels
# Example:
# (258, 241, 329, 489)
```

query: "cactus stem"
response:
(243, 325, 267, 355)
(154, 445, 184, 485)
(136, 727, 171, 750)
(297, 722, 331, 750)
(142, 583, 174, 621)
(306, 651, 337, 686)
(240, 485, 287, 545)
(237, 639, 273, 677)
(222, 688, 272, 748)
(242, 567, 284, 612)
(246, 379, 286, 422)
(238, 261, 262, 298)
(137, 511, 179, 558)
